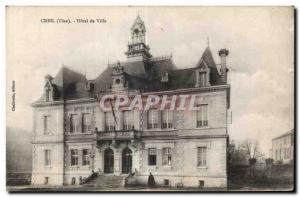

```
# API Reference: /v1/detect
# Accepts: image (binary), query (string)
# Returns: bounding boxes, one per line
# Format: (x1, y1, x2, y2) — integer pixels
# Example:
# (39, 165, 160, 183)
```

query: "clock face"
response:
(115, 78, 121, 84)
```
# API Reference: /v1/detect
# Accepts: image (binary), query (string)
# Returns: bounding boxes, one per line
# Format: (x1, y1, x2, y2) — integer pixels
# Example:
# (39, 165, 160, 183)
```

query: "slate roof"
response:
(272, 129, 294, 141)
(33, 46, 226, 103)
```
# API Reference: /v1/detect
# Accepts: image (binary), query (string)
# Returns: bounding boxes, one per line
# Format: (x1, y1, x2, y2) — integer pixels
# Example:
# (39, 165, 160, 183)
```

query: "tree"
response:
(240, 139, 264, 177)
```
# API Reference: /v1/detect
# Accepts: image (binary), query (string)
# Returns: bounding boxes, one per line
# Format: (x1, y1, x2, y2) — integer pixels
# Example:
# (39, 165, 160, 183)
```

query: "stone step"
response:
(82, 175, 126, 188)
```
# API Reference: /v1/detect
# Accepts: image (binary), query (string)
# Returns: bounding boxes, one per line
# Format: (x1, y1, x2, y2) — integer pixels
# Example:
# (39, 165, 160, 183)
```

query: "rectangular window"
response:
(162, 148, 172, 166)
(279, 149, 282, 160)
(197, 147, 207, 166)
(196, 104, 208, 128)
(123, 111, 133, 130)
(199, 72, 207, 87)
(82, 149, 90, 166)
(71, 149, 78, 166)
(44, 149, 51, 166)
(148, 148, 157, 166)
(82, 113, 92, 133)
(162, 111, 173, 129)
(284, 149, 286, 159)
(199, 180, 205, 188)
(105, 112, 116, 131)
(70, 114, 80, 133)
(71, 177, 76, 185)
(164, 179, 169, 186)
(43, 116, 51, 135)
(45, 88, 51, 102)
(147, 110, 159, 129)
(44, 177, 49, 185)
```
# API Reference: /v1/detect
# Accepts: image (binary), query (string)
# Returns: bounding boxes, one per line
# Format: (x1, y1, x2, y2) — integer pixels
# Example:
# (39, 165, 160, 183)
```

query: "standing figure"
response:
(148, 172, 155, 187)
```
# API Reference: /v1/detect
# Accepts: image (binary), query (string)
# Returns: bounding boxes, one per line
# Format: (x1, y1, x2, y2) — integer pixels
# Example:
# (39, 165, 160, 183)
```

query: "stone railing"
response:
(80, 172, 98, 185)
(141, 130, 178, 137)
(97, 130, 140, 140)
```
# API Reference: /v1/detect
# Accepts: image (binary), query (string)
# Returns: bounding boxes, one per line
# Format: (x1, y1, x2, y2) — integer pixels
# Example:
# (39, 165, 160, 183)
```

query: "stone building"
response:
(31, 15, 231, 188)
(271, 129, 294, 164)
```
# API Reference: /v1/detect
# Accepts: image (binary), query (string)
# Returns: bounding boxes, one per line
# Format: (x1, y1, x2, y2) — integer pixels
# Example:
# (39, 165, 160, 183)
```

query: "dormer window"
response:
(195, 67, 210, 87)
(44, 84, 54, 102)
(44, 74, 54, 102)
(199, 71, 207, 87)
(161, 72, 169, 83)
(85, 81, 94, 91)
(45, 87, 51, 102)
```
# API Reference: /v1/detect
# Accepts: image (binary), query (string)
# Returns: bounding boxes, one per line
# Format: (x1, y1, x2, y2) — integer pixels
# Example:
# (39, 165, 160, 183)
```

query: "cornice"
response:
(31, 84, 230, 108)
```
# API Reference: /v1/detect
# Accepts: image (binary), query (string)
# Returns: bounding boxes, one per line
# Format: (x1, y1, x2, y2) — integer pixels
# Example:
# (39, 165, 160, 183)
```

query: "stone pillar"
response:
(132, 147, 140, 173)
(114, 149, 121, 175)
(94, 146, 103, 174)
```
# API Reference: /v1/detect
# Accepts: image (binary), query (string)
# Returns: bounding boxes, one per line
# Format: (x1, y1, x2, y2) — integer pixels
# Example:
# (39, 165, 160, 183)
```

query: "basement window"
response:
(71, 177, 76, 185)
(44, 177, 49, 185)
(164, 179, 169, 186)
(199, 180, 204, 188)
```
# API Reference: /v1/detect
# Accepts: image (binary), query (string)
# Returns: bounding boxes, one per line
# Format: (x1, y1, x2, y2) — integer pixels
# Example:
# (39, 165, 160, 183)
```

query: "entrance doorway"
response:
(122, 147, 132, 174)
(104, 148, 114, 174)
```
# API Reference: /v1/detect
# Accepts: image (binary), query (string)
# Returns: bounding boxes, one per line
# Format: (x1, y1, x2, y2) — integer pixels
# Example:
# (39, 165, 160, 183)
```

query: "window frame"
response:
(70, 149, 79, 166)
(197, 147, 207, 167)
(70, 114, 80, 134)
(82, 113, 92, 133)
(43, 115, 51, 135)
(45, 86, 52, 102)
(105, 112, 116, 131)
(147, 109, 159, 130)
(162, 147, 172, 166)
(44, 149, 51, 167)
(199, 71, 207, 87)
(123, 111, 134, 130)
(196, 104, 209, 128)
(82, 149, 90, 166)
(162, 110, 173, 129)
(148, 148, 157, 166)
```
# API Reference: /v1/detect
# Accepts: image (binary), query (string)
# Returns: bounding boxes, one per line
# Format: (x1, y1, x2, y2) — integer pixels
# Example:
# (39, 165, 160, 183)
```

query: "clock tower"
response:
(125, 15, 152, 61)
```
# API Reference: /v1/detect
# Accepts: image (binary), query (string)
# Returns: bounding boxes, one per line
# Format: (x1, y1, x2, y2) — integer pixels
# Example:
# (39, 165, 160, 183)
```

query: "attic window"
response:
(199, 72, 207, 87)
(86, 82, 94, 91)
(161, 72, 169, 83)
(45, 87, 52, 102)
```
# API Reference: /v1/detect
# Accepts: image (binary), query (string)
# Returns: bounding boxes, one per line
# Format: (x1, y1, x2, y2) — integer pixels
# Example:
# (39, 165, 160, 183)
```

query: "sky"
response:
(6, 6, 294, 155)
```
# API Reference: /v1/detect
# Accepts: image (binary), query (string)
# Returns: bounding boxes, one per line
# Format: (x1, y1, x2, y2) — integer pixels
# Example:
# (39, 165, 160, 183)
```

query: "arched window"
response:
(122, 147, 132, 174)
(133, 29, 139, 44)
(104, 148, 114, 173)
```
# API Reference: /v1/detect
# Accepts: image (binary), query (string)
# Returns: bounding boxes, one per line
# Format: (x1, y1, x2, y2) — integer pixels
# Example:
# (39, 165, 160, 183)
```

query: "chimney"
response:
(218, 49, 229, 83)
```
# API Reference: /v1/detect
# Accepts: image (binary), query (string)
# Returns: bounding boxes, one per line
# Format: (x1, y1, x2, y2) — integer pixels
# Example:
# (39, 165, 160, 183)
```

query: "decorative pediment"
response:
(44, 75, 54, 102)
(111, 62, 128, 93)
(195, 61, 211, 88)
(196, 59, 209, 71)
(112, 62, 124, 75)
(131, 15, 146, 32)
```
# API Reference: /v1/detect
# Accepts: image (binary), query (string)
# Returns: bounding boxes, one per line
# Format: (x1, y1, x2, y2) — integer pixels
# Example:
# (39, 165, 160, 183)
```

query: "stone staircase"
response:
(82, 174, 126, 189)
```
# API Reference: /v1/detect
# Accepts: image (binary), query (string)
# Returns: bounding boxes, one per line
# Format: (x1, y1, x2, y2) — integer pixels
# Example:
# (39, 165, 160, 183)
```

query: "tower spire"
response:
(125, 15, 152, 61)
(207, 37, 210, 47)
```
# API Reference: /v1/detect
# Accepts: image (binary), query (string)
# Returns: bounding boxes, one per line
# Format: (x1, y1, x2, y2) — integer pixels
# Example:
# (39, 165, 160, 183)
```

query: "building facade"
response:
(31, 16, 231, 188)
(271, 129, 294, 164)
